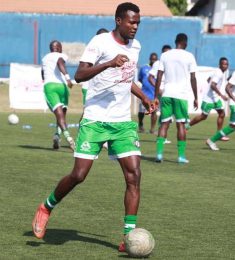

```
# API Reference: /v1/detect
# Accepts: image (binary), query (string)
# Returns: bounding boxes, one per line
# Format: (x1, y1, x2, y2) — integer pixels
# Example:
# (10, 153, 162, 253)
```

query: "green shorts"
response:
(44, 82, 69, 111)
(229, 105, 235, 125)
(82, 88, 87, 106)
(160, 97, 188, 123)
(74, 119, 141, 160)
(201, 100, 224, 115)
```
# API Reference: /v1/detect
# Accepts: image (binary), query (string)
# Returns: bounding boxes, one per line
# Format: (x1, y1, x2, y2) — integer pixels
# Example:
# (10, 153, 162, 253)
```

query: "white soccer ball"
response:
(8, 114, 19, 125)
(124, 228, 155, 258)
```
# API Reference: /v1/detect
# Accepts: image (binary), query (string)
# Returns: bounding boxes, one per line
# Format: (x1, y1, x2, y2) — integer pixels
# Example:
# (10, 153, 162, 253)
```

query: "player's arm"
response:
(74, 54, 129, 83)
(225, 82, 235, 102)
(57, 57, 73, 88)
(148, 74, 155, 87)
(210, 81, 228, 101)
(190, 72, 198, 110)
(131, 82, 158, 114)
(41, 69, 44, 81)
(153, 70, 163, 107)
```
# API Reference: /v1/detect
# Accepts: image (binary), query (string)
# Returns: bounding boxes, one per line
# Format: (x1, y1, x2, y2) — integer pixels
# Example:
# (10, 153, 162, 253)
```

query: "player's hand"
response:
(108, 54, 129, 68)
(221, 94, 228, 101)
(67, 80, 73, 89)
(144, 98, 159, 115)
(194, 99, 198, 110)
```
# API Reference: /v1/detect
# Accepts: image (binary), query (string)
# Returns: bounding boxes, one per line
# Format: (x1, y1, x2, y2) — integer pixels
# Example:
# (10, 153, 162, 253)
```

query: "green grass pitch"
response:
(0, 85, 235, 259)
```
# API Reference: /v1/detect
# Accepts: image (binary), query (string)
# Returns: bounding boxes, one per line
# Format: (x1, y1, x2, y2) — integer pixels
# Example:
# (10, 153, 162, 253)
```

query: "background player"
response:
(42, 40, 75, 150)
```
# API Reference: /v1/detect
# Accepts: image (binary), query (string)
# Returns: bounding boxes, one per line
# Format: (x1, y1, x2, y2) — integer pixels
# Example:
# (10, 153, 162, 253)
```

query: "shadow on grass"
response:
(19, 145, 71, 153)
(23, 229, 118, 250)
(141, 155, 177, 164)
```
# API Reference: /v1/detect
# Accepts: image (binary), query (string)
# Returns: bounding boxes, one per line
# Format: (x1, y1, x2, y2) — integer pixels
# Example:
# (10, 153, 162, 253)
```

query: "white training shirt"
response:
(148, 60, 165, 91)
(228, 71, 235, 106)
(42, 52, 68, 84)
(80, 32, 141, 122)
(158, 49, 197, 100)
(202, 68, 228, 103)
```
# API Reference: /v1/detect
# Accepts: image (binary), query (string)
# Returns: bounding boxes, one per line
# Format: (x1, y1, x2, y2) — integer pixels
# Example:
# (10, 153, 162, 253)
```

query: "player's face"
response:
(117, 10, 140, 40)
(220, 60, 228, 72)
(150, 55, 158, 66)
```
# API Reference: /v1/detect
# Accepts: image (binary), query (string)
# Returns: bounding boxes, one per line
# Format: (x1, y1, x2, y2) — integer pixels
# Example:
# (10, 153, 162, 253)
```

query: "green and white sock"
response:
(156, 137, 165, 156)
(124, 215, 137, 235)
(44, 191, 59, 211)
(63, 129, 70, 139)
(211, 126, 235, 142)
(177, 140, 186, 158)
(56, 125, 62, 136)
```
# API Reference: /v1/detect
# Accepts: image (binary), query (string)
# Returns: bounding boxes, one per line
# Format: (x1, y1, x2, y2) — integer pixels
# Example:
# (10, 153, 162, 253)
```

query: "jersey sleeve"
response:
(149, 61, 159, 77)
(60, 53, 68, 62)
(158, 55, 164, 72)
(189, 54, 197, 73)
(229, 71, 235, 85)
(211, 69, 222, 84)
(79, 35, 102, 65)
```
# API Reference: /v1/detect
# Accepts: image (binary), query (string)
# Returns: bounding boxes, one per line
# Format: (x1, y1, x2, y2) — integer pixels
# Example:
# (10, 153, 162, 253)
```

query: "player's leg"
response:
(216, 101, 229, 141)
(156, 97, 172, 162)
(149, 112, 157, 134)
(106, 121, 141, 251)
(32, 119, 104, 239)
(32, 157, 93, 239)
(138, 103, 145, 133)
(207, 105, 235, 150)
(174, 98, 189, 163)
(187, 101, 209, 129)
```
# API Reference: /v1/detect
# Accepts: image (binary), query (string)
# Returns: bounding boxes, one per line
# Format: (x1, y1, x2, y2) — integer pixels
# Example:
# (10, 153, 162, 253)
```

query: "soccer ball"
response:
(8, 114, 19, 125)
(124, 228, 155, 258)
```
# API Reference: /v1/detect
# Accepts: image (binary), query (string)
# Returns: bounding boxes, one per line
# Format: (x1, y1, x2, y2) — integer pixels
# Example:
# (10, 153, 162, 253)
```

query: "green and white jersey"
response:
(42, 52, 68, 84)
(203, 68, 227, 103)
(158, 49, 197, 100)
(80, 32, 141, 122)
(228, 71, 235, 106)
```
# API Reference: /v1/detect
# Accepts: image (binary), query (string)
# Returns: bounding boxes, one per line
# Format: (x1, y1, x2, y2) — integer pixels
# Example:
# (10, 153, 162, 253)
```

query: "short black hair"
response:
(96, 28, 109, 35)
(115, 2, 140, 19)
(49, 40, 61, 51)
(150, 52, 157, 57)
(161, 45, 171, 52)
(175, 33, 188, 44)
(219, 57, 228, 63)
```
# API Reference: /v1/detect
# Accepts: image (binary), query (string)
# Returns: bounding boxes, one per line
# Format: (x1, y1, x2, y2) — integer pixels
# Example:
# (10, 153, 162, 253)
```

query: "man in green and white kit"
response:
(154, 33, 198, 163)
(32, 2, 157, 253)
(206, 71, 235, 150)
(42, 40, 75, 150)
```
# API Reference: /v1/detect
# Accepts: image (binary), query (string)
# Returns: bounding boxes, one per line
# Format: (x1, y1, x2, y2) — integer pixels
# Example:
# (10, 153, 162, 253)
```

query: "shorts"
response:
(74, 119, 141, 160)
(201, 100, 224, 115)
(82, 88, 87, 105)
(44, 82, 69, 111)
(160, 97, 188, 123)
(229, 105, 235, 125)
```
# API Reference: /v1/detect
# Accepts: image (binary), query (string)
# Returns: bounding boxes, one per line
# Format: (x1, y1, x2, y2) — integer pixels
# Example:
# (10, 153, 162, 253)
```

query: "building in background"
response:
(186, 0, 235, 34)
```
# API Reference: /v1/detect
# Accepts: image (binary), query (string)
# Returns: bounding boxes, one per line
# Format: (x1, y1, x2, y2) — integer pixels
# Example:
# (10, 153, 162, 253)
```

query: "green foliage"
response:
(0, 112, 235, 259)
(164, 0, 188, 16)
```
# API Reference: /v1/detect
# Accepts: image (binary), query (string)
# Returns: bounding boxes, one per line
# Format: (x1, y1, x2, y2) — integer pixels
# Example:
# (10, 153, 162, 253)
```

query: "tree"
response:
(164, 0, 188, 16)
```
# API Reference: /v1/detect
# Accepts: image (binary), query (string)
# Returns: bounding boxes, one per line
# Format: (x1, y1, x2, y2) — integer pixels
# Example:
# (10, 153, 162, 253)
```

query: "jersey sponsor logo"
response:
(80, 141, 91, 151)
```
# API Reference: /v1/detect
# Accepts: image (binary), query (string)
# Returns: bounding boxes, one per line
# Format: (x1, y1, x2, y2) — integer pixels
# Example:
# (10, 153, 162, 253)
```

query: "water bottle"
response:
(22, 125, 32, 130)
(48, 123, 56, 127)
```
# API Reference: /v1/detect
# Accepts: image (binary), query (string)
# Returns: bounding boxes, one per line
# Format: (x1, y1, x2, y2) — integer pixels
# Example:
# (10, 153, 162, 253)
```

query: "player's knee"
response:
(126, 168, 141, 187)
(70, 169, 87, 184)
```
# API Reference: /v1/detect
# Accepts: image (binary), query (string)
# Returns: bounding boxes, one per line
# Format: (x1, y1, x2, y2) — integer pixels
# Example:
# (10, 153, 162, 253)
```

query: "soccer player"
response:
(42, 40, 75, 151)
(186, 57, 229, 141)
(138, 52, 158, 134)
(154, 33, 198, 163)
(206, 71, 235, 150)
(148, 44, 172, 144)
(32, 2, 157, 253)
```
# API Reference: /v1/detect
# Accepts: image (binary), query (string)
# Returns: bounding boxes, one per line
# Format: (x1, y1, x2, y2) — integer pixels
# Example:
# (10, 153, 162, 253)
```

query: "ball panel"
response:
(124, 228, 155, 258)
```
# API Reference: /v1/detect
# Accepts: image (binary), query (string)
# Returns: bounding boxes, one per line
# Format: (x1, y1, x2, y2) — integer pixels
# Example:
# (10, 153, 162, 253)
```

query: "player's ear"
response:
(116, 17, 122, 26)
